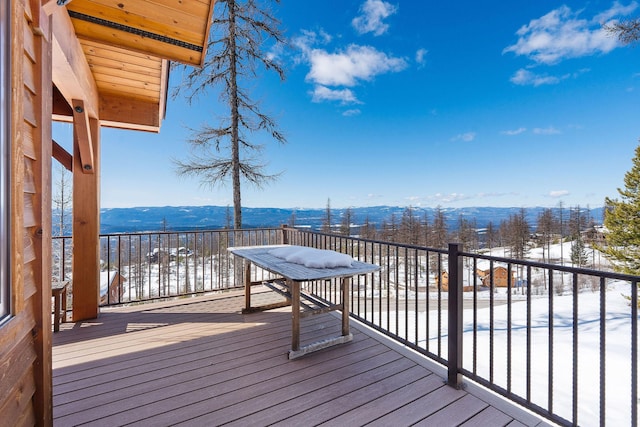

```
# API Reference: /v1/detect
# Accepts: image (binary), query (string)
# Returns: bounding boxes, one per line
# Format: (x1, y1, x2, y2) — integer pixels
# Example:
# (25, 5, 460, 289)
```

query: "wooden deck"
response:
(52, 288, 551, 426)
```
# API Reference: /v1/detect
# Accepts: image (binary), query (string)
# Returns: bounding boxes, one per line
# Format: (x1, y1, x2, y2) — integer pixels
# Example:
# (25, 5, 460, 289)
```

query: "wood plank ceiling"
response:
(55, 0, 215, 132)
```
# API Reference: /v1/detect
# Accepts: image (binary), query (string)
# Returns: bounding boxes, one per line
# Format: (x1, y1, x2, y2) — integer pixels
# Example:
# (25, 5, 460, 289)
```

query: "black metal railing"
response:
(53, 228, 284, 305)
(283, 227, 638, 427)
(53, 226, 638, 426)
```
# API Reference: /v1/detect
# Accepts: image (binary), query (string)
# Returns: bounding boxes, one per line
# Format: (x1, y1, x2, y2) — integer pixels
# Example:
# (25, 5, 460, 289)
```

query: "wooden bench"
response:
(51, 281, 69, 332)
(228, 245, 379, 359)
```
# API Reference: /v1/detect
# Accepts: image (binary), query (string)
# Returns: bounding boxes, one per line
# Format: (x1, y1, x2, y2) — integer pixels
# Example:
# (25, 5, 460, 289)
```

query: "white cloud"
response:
(549, 190, 570, 198)
(533, 126, 562, 135)
(510, 68, 560, 86)
(503, 4, 628, 64)
(593, 1, 638, 23)
(451, 132, 477, 142)
(342, 109, 362, 116)
(501, 127, 527, 136)
(352, 0, 398, 36)
(294, 29, 407, 108)
(415, 48, 428, 67)
(306, 44, 407, 87)
(432, 193, 473, 204)
(510, 68, 590, 86)
(292, 29, 332, 50)
(311, 86, 361, 104)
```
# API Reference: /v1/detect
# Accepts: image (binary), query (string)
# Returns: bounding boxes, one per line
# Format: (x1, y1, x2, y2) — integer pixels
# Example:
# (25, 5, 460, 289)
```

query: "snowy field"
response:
(375, 281, 635, 426)
(371, 242, 636, 426)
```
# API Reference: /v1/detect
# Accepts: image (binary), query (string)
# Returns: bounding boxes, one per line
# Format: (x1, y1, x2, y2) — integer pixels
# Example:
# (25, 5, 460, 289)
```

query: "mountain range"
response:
(98, 205, 605, 234)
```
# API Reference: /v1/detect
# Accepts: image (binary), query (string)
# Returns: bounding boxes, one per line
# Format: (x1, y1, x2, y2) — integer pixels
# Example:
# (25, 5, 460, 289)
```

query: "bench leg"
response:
(53, 292, 61, 332)
(342, 277, 351, 337)
(291, 279, 300, 352)
(61, 288, 67, 323)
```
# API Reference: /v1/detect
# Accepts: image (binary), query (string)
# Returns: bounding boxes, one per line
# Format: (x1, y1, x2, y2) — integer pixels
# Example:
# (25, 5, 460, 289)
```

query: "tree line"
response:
(310, 199, 601, 265)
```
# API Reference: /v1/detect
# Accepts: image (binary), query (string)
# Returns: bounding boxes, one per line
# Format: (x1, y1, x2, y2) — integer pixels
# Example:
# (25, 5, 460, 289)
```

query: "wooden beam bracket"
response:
(52, 140, 73, 172)
(71, 99, 94, 174)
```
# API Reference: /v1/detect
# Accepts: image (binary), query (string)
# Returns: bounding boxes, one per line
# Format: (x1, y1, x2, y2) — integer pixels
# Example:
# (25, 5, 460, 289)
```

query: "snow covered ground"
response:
(389, 281, 635, 426)
(375, 242, 636, 426)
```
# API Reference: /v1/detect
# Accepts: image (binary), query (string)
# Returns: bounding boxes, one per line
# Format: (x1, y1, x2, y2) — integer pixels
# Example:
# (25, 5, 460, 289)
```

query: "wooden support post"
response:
(72, 117, 100, 321)
(30, 5, 54, 422)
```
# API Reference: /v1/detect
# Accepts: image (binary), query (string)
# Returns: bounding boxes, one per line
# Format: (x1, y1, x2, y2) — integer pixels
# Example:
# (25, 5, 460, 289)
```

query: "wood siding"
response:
(0, 0, 53, 425)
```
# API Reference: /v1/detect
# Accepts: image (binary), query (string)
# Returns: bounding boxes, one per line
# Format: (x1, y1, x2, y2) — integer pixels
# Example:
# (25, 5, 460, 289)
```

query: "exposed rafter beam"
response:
(72, 99, 95, 174)
(50, 7, 99, 120)
(99, 94, 161, 133)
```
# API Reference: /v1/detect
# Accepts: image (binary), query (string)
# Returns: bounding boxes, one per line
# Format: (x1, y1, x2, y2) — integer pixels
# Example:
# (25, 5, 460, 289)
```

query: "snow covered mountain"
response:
(98, 205, 604, 234)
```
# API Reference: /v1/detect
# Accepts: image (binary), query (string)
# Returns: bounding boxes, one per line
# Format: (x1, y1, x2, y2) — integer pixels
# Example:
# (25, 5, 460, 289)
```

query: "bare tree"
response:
(322, 198, 332, 233)
(502, 209, 530, 259)
(174, 0, 287, 229)
(52, 164, 72, 237)
(340, 208, 354, 237)
(484, 221, 500, 249)
(455, 215, 478, 251)
(360, 216, 377, 240)
(52, 164, 72, 281)
(605, 18, 640, 45)
(536, 208, 556, 263)
(399, 206, 420, 245)
(431, 206, 448, 249)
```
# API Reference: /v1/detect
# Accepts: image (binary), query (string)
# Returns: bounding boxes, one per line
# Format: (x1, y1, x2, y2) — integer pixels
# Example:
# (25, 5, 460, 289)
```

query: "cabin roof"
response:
(51, 0, 215, 132)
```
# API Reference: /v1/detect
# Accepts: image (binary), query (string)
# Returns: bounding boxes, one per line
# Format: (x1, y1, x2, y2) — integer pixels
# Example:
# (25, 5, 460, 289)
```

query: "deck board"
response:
(53, 288, 550, 426)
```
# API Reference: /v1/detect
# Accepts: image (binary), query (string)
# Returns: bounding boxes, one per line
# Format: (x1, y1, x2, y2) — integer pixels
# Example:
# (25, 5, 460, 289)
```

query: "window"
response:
(0, 0, 11, 322)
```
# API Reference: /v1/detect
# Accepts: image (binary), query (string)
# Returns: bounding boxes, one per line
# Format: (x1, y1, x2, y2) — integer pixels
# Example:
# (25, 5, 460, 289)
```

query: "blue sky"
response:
(54, 0, 640, 209)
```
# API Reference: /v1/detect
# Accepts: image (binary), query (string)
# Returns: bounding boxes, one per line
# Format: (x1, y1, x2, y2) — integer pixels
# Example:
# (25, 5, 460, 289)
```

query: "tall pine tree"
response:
(602, 143, 640, 274)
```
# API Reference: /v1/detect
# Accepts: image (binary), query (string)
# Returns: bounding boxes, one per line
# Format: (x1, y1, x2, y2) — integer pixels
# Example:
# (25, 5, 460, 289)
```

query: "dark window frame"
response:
(0, 0, 11, 323)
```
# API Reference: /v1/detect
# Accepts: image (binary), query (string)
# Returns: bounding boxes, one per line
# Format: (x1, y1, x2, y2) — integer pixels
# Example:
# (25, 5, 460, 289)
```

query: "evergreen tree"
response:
(602, 143, 640, 274)
(570, 235, 589, 267)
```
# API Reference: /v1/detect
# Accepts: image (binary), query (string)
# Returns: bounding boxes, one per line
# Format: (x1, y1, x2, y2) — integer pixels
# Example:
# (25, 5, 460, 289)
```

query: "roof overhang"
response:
(48, 0, 215, 132)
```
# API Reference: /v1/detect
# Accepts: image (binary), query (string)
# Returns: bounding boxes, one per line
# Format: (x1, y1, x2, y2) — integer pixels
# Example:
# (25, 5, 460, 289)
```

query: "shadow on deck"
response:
(52, 288, 551, 426)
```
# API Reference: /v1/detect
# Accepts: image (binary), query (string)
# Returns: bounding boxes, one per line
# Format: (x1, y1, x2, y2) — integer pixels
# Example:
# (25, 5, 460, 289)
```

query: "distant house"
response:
(434, 271, 474, 292)
(100, 271, 127, 305)
(476, 266, 515, 288)
(147, 247, 193, 263)
(434, 271, 449, 291)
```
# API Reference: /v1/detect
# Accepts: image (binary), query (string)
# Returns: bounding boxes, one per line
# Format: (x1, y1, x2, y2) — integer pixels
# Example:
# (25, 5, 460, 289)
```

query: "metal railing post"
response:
(448, 242, 463, 388)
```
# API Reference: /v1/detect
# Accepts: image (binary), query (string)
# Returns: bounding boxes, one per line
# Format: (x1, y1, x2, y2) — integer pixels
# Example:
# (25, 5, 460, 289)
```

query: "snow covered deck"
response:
(52, 288, 550, 426)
